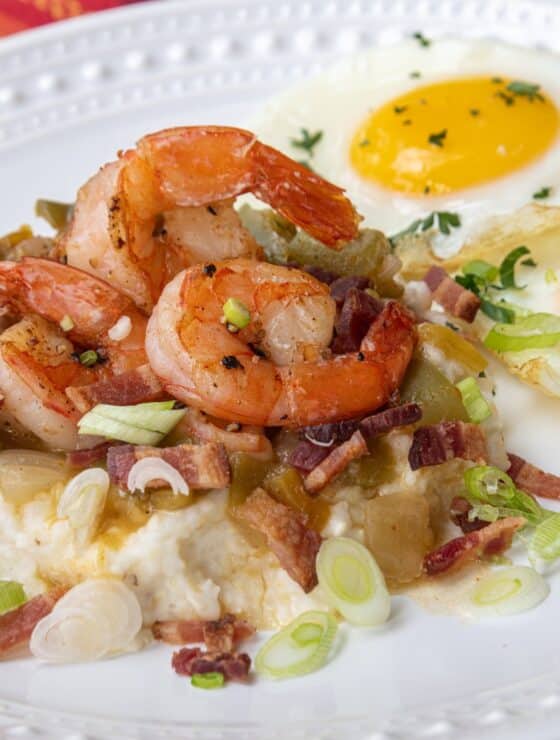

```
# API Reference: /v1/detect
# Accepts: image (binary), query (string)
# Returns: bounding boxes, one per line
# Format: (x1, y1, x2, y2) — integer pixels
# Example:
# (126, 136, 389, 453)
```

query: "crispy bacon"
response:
(408, 421, 487, 471)
(288, 439, 331, 472)
(507, 453, 560, 500)
(329, 275, 370, 305)
(423, 266, 480, 323)
(360, 402, 422, 438)
(107, 442, 230, 490)
(180, 408, 272, 456)
(302, 419, 359, 446)
(67, 442, 113, 468)
(153, 614, 255, 652)
(331, 288, 383, 354)
(304, 430, 368, 494)
(424, 517, 525, 576)
(66, 364, 164, 413)
(172, 647, 251, 682)
(236, 488, 321, 592)
(449, 496, 488, 534)
(0, 587, 66, 655)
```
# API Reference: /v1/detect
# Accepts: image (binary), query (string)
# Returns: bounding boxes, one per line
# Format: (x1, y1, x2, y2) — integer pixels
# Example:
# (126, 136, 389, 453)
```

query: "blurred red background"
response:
(0, 0, 144, 36)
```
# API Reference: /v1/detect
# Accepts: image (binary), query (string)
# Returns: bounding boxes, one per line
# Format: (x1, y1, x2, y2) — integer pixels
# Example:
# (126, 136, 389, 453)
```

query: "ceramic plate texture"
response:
(2, 1, 560, 738)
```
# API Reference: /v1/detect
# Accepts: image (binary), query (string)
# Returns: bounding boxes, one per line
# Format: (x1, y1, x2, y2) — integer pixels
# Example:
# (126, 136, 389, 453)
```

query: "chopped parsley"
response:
(78, 349, 102, 368)
(412, 31, 430, 47)
(290, 128, 323, 157)
(507, 80, 544, 102)
(394, 105, 408, 114)
(428, 128, 447, 147)
(533, 186, 552, 200)
(390, 211, 461, 244)
(409, 71, 421, 79)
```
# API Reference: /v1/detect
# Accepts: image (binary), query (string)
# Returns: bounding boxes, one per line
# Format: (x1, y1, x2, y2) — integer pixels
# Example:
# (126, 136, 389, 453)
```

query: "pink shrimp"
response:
(146, 259, 417, 427)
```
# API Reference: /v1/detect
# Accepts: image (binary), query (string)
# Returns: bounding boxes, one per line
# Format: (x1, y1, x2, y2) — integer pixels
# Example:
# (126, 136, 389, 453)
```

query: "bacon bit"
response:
(0, 587, 66, 656)
(329, 275, 370, 305)
(153, 614, 255, 652)
(449, 496, 488, 534)
(507, 453, 560, 500)
(424, 517, 525, 576)
(67, 442, 113, 468)
(107, 442, 230, 491)
(302, 419, 359, 446)
(408, 421, 487, 471)
(66, 364, 164, 413)
(288, 440, 332, 473)
(236, 488, 321, 592)
(180, 407, 272, 457)
(360, 402, 422, 438)
(172, 647, 251, 682)
(423, 266, 481, 323)
(304, 430, 368, 494)
(331, 288, 383, 354)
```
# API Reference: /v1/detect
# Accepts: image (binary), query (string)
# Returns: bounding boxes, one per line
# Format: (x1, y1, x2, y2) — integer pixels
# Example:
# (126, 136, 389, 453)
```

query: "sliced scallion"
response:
(77, 401, 185, 445)
(223, 298, 251, 330)
(529, 512, 560, 564)
(255, 610, 337, 680)
(35, 199, 73, 231)
(461, 260, 498, 283)
(316, 537, 390, 626)
(0, 581, 26, 615)
(484, 313, 560, 353)
(456, 377, 491, 423)
(464, 466, 543, 526)
(468, 566, 549, 617)
(191, 672, 225, 689)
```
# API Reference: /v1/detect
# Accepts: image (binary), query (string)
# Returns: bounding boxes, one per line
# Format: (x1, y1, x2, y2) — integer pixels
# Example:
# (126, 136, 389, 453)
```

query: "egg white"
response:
(254, 38, 560, 256)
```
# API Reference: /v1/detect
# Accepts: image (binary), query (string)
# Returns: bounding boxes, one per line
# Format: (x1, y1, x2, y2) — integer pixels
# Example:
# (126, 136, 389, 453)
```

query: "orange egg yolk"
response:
(350, 76, 560, 196)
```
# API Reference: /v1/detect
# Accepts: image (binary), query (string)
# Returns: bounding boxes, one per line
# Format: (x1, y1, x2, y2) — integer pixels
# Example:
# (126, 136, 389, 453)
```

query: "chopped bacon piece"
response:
(107, 442, 230, 491)
(67, 442, 113, 468)
(360, 402, 422, 438)
(408, 421, 487, 471)
(329, 275, 370, 305)
(423, 266, 480, 323)
(302, 419, 359, 446)
(507, 453, 560, 500)
(180, 408, 272, 456)
(153, 614, 255, 652)
(288, 439, 332, 472)
(66, 364, 164, 413)
(172, 647, 251, 682)
(449, 496, 488, 534)
(0, 587, 66, 655)
(304, 430, 368, 494)
(424, 517, 525, 576)
(331, 288, 383, 353)
(236, 488, 321, 592)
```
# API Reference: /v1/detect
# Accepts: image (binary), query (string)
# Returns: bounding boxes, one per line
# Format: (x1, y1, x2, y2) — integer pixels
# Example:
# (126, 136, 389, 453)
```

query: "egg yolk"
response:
(350, 76, 560, 195)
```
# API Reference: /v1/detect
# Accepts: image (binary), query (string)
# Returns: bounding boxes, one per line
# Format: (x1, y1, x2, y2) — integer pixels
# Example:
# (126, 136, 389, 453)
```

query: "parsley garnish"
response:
(291, 128, 323, 157)
(390, 211, 461, 243)
(78, 349, 102, 368)
(412, 32, 430, 47)
(410, 71, 421, 79)
(394, 105, 408, 114)
(507, 80, 544, 102)
(533, 186, 551, 199)
(428, 129, 447, 147)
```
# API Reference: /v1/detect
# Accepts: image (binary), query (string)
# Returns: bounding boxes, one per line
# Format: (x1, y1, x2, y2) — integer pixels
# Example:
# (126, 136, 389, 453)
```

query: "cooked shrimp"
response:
(146, 259, 417, 427)
(0, 258, 150, 449)
(59, 126, 360, 312)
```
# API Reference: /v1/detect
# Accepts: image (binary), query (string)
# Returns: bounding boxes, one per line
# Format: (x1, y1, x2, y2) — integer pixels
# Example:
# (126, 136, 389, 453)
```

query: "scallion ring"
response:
(0, 581, 26, 615)
(468, 566, 549, 617)
(484, 313, 560, 353)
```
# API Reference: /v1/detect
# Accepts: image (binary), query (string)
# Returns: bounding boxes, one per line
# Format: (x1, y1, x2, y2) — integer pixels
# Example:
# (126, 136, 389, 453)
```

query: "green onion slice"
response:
(468, 566, 549, 617)
(255, 610, 337, 680)
(316, 537, 390, 626)
(484, 313, 560, 353)
(0, 581, 26, 615)
(464, 466, 542, 525)
(78, 401, 185, 445)
(461, 260, 498, 283)
(498, 245, 530, 290)
(35, 199, 73, 231)
(529, 512, 560, 564)
(191, 672, 225, 689)
(223, 298, 251, 330)
(455, 377, 492, 424)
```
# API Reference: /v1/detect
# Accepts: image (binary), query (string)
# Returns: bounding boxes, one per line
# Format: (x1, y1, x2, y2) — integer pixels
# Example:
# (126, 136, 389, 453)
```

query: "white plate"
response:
(2, 1, 560, 738)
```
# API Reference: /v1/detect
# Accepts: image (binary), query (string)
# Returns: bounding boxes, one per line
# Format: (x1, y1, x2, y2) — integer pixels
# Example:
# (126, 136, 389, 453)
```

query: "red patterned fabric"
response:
(0, 0, 145, 37)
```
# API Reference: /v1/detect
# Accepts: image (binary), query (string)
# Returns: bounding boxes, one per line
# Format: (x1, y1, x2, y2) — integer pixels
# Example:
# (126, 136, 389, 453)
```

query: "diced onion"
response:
(0, 581, 26, 615)
(456, 377, 492, 423)
(57, 468, 110, 547)
(78, 401, 185, 445)
(316, 537, 390, 626)
(59, 314, 74, 332)
(30, 579, 142, 663)
(0, 450, 67, 504)
(255, 610, 337, 680)
(484, 313, 560, 353)
(191, 672, 225, 689)
(127, 457, 189, 497)
(468, 566, 549, 617)
(529, 512, 560, 565)
(108, 315, 132, 342)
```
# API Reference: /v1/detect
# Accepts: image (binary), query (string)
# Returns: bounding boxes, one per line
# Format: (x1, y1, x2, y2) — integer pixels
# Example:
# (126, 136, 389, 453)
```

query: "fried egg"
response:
(254, 38, 560, 255)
